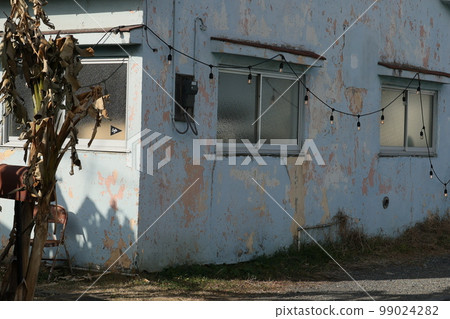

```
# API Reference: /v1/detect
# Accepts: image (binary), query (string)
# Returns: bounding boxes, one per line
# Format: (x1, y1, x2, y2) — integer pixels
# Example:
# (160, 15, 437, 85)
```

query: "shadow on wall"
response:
(55, 193, 137, 271)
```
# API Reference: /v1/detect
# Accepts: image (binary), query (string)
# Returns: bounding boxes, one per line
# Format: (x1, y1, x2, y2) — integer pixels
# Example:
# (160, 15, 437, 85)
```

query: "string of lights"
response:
(84, 24, 449, 196)
(283, 58, 449, 196)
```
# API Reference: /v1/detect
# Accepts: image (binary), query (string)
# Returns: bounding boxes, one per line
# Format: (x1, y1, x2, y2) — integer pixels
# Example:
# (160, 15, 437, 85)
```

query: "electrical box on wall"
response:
(174, 74, 198, 122)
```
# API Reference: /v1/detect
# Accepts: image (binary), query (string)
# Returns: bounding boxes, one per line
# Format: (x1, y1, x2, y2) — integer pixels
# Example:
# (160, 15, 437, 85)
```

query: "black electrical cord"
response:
(172, 109, 198, 136)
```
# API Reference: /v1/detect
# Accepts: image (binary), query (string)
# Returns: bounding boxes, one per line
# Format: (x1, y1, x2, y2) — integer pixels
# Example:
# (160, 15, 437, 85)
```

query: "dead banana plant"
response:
(0, 0, 109, 300)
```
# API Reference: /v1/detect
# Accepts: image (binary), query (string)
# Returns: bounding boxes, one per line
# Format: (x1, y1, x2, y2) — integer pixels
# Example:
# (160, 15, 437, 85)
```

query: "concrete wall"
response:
(0, 0, 449, 272)
(137, 0, 450, 270)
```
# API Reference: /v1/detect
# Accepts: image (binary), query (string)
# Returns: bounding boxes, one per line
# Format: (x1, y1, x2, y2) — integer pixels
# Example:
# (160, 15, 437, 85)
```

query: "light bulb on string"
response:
(445, 185, 448, 197)
(330, 109, 334, 125)
(402, 90, 407, 105)
(279, 54, 285, 73)
(416, 85, 421, 95)
(247, 67, 252, 84)
(209, 65, 214, 84)
(167, 46, 173, 65)
(304, 88, 309, 105)
(429, 170, 433, 179)
(357, 115, 361, 131)
(380, 109, 385, 124)
(420, 127, 425, 140)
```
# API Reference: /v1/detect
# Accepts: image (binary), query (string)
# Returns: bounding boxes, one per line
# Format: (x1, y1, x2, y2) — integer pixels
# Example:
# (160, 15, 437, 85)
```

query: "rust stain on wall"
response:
(103, 231, 115, 249)
(362, 157, 377, 196)
(144, 109, 151, 125)
(162, 110, 171, 122)
(240, 6, 252, 36)
(345, 87, 367, 115)
(422, 47, 430, 68)
(286, 157, 306, 237)
(320, 188, 331, 224)
(245, 231, 255, 254)
(181, 150, 207, 227)
(104, 238, 131, 269)
(198, 80, 210, 105)
(98, 170, 126, 212)
(378, 179, 392, 195)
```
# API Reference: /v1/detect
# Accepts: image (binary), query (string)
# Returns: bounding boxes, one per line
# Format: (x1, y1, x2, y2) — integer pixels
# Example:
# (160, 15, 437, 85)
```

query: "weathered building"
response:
(0, 0, 449, 271)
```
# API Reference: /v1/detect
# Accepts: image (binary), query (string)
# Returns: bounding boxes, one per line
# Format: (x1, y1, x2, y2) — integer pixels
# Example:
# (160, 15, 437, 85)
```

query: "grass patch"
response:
(141, 212, 450, 288)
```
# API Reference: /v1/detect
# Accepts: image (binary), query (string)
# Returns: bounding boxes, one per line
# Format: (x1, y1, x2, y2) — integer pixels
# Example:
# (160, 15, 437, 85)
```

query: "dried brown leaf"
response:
(75, 46, 94, 57)
(59, 36, 75, 65)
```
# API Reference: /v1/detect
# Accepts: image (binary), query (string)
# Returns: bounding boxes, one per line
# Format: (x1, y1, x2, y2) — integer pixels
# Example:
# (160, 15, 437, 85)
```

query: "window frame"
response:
(379, 85, 438, 157)
(76, 57, 129, 152)
(1, 57, 129, 153)
(217, 68, 305, 155)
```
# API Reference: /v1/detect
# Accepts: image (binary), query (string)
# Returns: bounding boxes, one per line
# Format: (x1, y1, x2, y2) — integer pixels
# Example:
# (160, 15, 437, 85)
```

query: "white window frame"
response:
(76, 57, 128, 152)
(379, 85, 438, 157)
(217, 68, 304, 155)
(1, 57, 129, 153)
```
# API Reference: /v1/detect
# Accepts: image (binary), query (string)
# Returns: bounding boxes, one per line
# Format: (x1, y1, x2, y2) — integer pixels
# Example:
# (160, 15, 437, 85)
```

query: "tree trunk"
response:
(21, 198, 50, 301)
(19, 202, 34, 279)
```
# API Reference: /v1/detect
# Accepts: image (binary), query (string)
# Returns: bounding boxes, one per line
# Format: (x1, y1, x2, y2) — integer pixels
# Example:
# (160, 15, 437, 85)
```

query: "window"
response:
(76, 58, 127, 149)
(3, 58, 128, 151)
(217, 69, 302, 153)
(380, 87, 436, 155)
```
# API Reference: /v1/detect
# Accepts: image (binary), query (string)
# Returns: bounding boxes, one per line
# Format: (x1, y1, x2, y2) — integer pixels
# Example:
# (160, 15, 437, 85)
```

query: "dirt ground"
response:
(33, 252, 450, 301)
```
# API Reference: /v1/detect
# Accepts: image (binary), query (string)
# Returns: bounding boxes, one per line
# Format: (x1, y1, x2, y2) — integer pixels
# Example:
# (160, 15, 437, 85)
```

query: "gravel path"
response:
(262, 254, 450, 301)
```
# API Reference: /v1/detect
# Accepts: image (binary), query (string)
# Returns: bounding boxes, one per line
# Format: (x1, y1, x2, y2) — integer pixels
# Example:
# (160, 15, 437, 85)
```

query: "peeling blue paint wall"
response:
(0, 0, 144, 269)
(0, 0, 449, 272)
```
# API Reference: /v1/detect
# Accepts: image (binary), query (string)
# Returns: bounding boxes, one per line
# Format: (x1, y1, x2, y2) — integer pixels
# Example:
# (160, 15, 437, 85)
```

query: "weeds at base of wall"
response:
(299, 210, 450, 265)
(146, 211, 450, 283)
